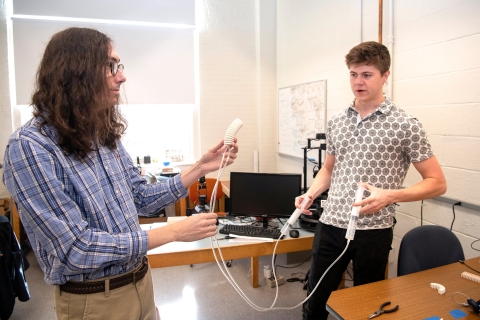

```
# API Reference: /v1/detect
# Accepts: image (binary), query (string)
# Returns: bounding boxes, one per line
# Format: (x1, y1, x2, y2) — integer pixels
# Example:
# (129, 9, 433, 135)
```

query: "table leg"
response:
(219, 193, 225, 212)
(251, 256, 259, 288)
(10, 197, 21, 243)
(176, 198, 187, 216)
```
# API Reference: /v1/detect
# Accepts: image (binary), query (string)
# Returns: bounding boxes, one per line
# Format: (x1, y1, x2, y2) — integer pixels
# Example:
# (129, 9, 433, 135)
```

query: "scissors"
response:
(368, 301, 399, 319)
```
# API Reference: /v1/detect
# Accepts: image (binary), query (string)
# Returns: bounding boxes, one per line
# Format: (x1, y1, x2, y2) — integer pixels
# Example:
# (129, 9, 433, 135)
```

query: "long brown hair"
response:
(32, 27, 127, 160)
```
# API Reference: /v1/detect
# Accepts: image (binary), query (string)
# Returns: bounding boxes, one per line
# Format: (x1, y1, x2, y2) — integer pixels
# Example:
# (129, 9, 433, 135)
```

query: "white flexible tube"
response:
(207, 147, 351, 311)
(224, 118, 243, 145)
(345, 184, 365, 240)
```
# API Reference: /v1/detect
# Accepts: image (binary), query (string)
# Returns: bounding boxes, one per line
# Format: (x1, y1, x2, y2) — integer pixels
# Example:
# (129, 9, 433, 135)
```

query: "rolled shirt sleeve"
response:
(3, 120, 183, 284)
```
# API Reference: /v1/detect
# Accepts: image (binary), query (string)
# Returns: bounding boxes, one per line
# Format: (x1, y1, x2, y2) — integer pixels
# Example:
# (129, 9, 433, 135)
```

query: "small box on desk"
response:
(266, 275, 285, 288)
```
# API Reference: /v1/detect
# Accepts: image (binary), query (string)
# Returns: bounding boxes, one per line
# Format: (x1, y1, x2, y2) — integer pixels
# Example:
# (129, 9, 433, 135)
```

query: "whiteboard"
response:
(278, 80, 327, 158)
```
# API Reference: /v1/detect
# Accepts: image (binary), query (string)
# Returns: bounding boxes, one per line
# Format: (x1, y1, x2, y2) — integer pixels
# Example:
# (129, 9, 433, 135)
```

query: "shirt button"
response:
(105, 166, 108, 170)
(116, 190, 119, 193)
(177, 193, 182, 197)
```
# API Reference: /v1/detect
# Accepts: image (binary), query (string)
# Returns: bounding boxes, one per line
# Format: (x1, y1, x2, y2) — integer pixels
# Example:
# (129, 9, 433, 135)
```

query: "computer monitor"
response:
(229, 172, 302, 219)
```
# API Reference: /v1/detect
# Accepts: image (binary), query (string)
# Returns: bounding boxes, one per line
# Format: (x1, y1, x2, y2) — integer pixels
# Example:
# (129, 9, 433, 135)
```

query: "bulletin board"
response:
(278, 80, 327, 158)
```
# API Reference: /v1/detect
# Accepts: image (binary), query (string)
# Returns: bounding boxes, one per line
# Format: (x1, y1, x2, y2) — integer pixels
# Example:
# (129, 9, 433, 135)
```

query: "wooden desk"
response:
(175, 198, 187, 216)
(219, 180, 229, 212)
(327, 257, 480, 319)
(10, 197, 22, 243)
(221, 180, 230, 197)
(147, 226, 314, 288)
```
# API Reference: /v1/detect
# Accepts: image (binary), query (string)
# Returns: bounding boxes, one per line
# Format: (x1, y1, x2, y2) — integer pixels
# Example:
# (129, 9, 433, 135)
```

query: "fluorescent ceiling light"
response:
(11, 14, 195, 29)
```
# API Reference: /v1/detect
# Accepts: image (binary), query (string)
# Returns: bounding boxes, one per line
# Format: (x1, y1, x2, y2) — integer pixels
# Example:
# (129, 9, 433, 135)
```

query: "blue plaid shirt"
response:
(3, 118, 187, 285)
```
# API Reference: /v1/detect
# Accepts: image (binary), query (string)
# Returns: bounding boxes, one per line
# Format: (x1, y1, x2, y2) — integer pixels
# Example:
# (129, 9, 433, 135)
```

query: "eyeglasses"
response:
(108, 61, 124, 76)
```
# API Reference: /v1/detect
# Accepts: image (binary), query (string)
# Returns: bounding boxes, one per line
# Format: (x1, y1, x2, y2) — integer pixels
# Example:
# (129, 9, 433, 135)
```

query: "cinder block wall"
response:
(197, 0, 277, 176)
(277, 0, 480, 277)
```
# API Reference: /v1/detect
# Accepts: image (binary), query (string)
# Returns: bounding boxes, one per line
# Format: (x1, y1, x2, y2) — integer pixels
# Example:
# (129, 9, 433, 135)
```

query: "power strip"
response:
(266, 276, 285, 288)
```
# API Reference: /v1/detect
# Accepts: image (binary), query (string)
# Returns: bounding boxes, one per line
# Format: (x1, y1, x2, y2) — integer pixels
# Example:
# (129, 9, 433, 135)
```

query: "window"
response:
(8, 0, 197, 163)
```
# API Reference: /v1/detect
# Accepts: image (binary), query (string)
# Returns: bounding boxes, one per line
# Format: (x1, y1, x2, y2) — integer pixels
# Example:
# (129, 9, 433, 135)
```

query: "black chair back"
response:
(397, 225, 465, 276)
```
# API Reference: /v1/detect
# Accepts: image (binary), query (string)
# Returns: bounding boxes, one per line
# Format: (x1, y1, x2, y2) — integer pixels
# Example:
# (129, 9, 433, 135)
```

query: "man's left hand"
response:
(197, 138, 238, 175)
(354, 183, 394, 215)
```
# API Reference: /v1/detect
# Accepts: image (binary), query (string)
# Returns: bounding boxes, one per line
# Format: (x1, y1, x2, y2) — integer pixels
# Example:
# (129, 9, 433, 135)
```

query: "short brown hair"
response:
(345, 41, 391, 75)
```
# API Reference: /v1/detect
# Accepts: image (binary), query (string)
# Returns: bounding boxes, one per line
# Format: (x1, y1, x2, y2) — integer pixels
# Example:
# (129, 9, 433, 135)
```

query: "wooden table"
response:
(327, 257, 480, 319)
(219, 180, 229, 212)
(146, 180, 314, 288)
(10, 197, 22, 243)
(147, 225, 314, 288)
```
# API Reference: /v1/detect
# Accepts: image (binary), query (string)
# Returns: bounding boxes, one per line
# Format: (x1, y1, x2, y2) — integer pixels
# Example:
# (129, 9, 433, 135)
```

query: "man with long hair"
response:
(3, 27, 238, 320)
(296, 41, 446, 319)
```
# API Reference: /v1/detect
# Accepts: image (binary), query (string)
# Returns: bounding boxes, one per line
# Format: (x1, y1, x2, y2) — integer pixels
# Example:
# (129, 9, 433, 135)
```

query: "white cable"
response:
(269, 240, 351, 310)
(204, 149, 350, 311)
(207, 146, 283, 310)
(210, 233, 282, 310)
(452, 292, 471, 307)
(209, 147, 230, 213)
(205, 131, 351, 311)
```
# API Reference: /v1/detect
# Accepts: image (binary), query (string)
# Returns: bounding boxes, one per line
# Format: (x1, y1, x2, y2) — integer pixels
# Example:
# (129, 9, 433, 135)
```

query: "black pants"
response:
(302, 222, 393, 320)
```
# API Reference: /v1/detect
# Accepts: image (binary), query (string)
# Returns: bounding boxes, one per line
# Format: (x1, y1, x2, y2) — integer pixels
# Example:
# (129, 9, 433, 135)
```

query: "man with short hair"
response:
(298, 41, 446, 320)
(2, 27, 239, 320)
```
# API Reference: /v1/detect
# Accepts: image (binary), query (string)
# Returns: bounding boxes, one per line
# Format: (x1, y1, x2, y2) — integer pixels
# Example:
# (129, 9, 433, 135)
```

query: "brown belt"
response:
(60, 257, 148, 294)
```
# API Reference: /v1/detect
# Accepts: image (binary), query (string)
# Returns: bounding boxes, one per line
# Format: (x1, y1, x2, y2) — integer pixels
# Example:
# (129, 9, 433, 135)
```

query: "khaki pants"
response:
(55, 264, 157, 320)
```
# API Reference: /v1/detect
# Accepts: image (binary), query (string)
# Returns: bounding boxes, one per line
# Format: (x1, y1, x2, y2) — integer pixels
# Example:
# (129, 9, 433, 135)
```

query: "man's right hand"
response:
(146, 213, 218, 249)
(172, 213, 218, 242)
(295, 194, 314, 215)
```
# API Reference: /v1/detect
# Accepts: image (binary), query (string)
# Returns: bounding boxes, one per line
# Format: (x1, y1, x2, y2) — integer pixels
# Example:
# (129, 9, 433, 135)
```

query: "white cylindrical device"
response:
(263, 265, 272, 279)
(281, 196, 310, 234)
(253, 150, 259, 173)
(345, 184, 365, 240)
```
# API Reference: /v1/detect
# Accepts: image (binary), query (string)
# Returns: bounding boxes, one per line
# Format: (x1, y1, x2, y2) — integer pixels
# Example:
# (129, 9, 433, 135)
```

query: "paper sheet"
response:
(228, 235, 273, 243)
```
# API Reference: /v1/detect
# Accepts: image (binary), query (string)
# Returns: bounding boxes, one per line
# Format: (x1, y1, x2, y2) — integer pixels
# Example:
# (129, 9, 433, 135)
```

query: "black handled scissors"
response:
(368, 301, 399, 319)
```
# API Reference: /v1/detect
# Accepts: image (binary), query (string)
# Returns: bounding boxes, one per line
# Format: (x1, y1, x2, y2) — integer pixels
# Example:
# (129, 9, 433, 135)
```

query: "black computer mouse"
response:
(289, 229, 299, 238)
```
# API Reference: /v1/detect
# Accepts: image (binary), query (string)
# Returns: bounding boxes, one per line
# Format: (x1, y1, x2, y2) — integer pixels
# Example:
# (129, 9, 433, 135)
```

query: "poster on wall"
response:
(278, 80, 327, 159)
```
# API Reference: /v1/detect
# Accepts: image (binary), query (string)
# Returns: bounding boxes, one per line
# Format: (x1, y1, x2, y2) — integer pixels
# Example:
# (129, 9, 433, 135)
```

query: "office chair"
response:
(187, 178, 223, 214)
(397, 225, 465, 276)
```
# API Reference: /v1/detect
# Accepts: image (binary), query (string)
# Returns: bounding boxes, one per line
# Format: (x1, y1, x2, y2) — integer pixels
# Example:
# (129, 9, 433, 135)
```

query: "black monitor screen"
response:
(229, 172, 302, 218)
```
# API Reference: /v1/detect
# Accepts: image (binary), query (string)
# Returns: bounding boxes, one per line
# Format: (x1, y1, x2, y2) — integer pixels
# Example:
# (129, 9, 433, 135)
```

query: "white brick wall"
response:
(198, 0, 277, 177)
(277, 0, 480, 277)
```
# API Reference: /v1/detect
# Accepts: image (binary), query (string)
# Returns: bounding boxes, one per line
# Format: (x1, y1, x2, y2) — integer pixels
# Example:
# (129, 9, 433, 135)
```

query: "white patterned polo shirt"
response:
(320, 97, 434, 230)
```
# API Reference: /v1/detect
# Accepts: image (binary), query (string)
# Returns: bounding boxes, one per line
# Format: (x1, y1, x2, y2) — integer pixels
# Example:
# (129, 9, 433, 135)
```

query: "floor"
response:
(9, 250, 337, 320)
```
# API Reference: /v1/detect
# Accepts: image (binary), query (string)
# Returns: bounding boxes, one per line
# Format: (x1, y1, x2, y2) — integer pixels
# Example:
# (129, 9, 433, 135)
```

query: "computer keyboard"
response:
(219, 224, 283, 239)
